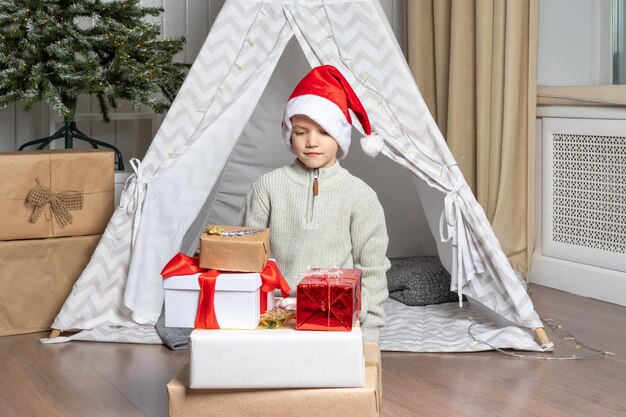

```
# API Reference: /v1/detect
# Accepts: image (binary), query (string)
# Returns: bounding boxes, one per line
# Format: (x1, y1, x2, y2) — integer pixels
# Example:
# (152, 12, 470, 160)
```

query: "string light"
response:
(467, 318, 610, 361)
(321, 0, 446, 170)
(162, 1, 269, 158)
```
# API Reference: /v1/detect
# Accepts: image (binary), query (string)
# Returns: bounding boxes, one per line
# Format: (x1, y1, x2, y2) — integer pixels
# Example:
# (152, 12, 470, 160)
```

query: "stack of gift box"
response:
(0, 149, 114, 336)
(162, 225, 382, 417)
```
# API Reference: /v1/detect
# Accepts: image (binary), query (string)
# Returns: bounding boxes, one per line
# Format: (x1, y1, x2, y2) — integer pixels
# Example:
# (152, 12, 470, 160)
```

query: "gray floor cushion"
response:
(387, 256, 459, 306)
(156, 306, 192, 350)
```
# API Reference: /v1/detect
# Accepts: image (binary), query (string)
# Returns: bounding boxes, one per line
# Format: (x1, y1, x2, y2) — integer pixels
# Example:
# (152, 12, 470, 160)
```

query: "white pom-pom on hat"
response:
(360, 132, 384, 157)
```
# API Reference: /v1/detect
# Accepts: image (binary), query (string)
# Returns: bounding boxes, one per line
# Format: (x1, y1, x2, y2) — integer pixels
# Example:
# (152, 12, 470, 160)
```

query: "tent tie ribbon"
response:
(439, 182, 463, 246)
(439, 181, 485, 306)
(121, 158, 147, 250)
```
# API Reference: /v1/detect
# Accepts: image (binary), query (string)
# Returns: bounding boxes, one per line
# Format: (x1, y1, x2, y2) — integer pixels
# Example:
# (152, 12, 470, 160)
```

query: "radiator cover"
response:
(542, 118, 626, 273)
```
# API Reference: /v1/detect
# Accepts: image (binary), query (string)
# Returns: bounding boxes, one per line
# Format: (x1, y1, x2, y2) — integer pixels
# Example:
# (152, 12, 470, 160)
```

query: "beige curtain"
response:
(407, 0, 539, 276)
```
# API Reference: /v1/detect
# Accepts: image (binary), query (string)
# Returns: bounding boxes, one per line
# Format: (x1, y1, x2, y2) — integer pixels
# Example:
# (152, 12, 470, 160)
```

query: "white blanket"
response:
(379, 298, 543, 352)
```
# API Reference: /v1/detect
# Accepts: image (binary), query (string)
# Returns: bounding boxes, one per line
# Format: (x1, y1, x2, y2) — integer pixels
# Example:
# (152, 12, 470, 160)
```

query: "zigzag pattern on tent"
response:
(48, 0, 541, 345)
(51, 1, 291, 336)
(120, 3, 294, 323)
(154, 8, 293, 178)
(51, 210, 133, 331)
(142, 0, 263, 176)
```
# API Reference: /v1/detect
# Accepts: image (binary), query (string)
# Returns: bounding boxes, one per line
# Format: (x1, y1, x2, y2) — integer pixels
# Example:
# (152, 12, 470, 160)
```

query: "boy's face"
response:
(290, 115, 339, 169)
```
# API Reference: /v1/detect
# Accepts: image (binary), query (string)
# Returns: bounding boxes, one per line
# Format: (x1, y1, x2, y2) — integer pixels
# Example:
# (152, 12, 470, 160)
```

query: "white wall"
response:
(538, 0, 612, 85)
(535, 1, 626, 304)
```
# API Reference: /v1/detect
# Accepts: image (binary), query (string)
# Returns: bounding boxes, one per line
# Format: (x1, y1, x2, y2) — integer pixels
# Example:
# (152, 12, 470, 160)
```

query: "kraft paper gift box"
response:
(0, 149, 114, 241)
(0, 234, 101, 336)
(199, 226, 269, 272)
(162, 271, 276, 329)
(296, 268, 362, 331)
(188, 321, 364, 389)
(168, 343, 381, 417)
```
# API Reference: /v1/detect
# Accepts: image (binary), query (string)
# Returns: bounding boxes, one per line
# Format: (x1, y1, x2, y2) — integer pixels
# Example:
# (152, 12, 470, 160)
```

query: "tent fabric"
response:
(379, 298, 542, 352)
(45, 0, 541, 345)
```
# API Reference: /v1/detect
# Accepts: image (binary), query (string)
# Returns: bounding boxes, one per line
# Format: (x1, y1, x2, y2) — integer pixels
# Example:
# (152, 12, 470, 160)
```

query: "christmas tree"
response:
(0, 0, 188, 168)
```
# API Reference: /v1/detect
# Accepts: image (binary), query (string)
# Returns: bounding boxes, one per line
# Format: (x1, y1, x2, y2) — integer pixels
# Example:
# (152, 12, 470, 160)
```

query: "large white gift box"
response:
(189, 323, 365, 389)
(163, 271, 276, 329)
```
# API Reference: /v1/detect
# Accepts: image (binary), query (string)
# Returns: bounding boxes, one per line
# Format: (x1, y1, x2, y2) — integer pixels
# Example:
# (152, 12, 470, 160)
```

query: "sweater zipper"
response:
(309, 169, 319, 223)
(313, 169, 319, 196)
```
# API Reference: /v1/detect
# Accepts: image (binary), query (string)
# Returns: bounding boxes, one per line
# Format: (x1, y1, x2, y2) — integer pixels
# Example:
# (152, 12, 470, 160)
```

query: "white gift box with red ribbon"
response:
(163, 272, 276, 329)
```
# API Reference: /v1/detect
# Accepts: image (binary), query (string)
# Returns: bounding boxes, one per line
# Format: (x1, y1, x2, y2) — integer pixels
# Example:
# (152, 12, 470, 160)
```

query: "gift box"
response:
(199, 226, 270, 272)
(0, 149, 114, 241)
(163, 271, 277, 329)
(189, 321, 364, 389)
(161, 253, 289, 330)
(0, 234, 101, 336)
(296, 268, 362, 331)
(168, 343, 382, 417)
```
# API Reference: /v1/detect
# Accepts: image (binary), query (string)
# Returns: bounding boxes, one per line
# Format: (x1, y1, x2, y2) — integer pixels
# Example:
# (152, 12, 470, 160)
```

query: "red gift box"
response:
(296, 268, 362, 331)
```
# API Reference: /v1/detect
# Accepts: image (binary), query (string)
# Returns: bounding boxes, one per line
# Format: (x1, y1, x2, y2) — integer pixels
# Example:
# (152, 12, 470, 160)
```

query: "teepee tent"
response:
(45, 0, 550, 349)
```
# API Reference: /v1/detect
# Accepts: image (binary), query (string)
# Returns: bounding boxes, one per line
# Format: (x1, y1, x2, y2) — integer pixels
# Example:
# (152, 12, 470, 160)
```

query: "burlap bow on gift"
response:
(27, 178, 84, 228)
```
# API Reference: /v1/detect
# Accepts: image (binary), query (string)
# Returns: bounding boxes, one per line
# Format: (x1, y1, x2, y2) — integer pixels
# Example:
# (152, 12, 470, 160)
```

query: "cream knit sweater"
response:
(239, 159, 390, 341)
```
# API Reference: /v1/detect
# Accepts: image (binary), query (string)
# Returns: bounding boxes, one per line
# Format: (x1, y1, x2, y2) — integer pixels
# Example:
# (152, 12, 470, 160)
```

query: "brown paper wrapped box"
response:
(167, 343, 382, 417)
(199, 226, 270, 272)
(0, 149, 114, 241)
(0, 234, 101, 336)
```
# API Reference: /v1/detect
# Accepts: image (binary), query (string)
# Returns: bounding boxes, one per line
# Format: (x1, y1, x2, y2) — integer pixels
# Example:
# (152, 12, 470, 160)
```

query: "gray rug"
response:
(156, 307, 192, 350)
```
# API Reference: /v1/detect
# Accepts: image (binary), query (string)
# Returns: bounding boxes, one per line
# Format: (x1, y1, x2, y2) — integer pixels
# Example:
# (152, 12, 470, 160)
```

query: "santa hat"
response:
(282, 65, 384, 159)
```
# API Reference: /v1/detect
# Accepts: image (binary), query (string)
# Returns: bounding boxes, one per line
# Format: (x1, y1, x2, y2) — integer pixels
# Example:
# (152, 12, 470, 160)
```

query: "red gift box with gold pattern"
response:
(296, 268, 361, 331)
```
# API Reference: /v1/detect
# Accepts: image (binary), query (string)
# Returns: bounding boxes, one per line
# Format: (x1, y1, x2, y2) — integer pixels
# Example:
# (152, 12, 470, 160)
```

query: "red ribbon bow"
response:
(161, 253, 290, 329)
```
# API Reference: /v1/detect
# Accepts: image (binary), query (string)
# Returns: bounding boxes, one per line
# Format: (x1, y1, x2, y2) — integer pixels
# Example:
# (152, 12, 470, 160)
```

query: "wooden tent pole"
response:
(534, 327, 551, 347)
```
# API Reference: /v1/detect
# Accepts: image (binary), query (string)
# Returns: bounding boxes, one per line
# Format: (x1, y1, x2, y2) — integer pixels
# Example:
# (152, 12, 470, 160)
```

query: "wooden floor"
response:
(1, 284, 625, 417)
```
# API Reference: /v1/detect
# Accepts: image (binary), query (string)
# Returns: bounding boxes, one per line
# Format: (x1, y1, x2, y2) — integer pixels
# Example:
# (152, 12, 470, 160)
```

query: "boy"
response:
(239, 65, 390, 342)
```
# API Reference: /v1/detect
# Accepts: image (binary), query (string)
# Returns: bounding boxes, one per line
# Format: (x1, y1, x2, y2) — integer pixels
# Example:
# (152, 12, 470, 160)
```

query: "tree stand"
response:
(18, 121, 125, 171)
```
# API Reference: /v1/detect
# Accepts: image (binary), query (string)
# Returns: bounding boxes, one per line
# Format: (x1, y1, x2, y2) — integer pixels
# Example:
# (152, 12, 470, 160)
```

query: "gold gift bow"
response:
(205, 225, 224, 235)
(205, 225, 264, 237)
(259, 308, 295, 329)
(27, 178, 84, 228)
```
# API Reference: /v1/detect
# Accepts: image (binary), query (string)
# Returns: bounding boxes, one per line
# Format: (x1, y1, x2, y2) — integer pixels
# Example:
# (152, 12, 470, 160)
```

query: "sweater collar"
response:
(283, 159, 346, 186)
